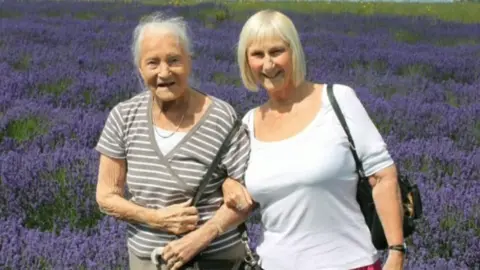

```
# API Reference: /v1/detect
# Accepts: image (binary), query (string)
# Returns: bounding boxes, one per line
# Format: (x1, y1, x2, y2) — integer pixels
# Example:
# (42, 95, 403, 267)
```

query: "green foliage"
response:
(38, 78, 73, 97)
(141, 1, 480, 24)
(225, 1, 480, 24)
(12, 54, 31, 71)
(394, 30, 423, 44)
(2, 116, 49, 143)
(0, 10, 21, 19)
(212, 72, 243, 87)
(24, 167, 103, 233)
(74, 11, 96, 20)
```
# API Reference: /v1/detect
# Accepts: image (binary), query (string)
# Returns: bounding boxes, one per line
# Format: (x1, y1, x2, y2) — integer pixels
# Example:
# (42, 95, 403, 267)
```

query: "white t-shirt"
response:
(153, 126, 187, 155)
(242, 84, 394, 270)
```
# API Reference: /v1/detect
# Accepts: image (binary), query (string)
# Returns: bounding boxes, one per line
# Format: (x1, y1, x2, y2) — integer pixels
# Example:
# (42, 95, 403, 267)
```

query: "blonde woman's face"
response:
(246, 36, 293, 93)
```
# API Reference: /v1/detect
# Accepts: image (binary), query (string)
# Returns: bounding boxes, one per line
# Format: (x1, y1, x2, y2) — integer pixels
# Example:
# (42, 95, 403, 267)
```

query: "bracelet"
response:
(388, 243, 407, 254)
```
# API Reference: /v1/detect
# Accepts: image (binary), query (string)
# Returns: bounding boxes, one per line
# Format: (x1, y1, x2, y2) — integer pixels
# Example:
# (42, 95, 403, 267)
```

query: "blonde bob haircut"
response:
(237, 10, 307, 92)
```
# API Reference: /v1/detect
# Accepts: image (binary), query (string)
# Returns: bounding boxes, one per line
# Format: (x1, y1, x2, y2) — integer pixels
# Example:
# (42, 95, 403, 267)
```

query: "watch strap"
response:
(388, 244, 407, 253)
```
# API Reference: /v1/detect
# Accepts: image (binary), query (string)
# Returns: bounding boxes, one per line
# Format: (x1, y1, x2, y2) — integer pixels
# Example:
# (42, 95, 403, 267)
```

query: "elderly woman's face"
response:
(247, 36, 293, 93)
(138, 29, 191, 102)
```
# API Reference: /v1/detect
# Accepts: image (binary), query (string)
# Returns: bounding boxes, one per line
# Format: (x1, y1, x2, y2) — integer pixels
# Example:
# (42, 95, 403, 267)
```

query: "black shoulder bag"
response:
(326, 84, 423, 250)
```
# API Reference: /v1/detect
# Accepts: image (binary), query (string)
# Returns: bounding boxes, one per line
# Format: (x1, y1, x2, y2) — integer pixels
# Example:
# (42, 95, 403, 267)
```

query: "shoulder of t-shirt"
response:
(241, 107, 258, 126)
(330, 83, 358, 102)
(208, 95, 240, 126)
(109, 91, 149, 119)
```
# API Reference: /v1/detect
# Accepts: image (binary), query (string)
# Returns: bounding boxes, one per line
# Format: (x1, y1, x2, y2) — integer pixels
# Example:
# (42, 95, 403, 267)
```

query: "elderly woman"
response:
(95, 12, 252, 270)
(222, 10, 406, 270)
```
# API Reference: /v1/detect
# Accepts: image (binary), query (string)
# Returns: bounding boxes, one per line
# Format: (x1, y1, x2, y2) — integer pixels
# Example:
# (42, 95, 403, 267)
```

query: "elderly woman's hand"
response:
(155, 199, 200, 235)
(161, 223, 219, 270)
(222, 178, 253, 213)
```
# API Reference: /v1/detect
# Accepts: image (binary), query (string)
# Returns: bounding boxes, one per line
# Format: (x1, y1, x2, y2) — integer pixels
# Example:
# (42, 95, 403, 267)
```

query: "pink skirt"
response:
(352, 260, 382, 270)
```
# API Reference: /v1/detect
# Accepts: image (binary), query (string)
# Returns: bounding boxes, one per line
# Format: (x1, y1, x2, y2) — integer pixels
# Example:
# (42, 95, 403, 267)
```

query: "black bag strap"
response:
(326, 84, 366, 179)
(191, 119, 242, 206)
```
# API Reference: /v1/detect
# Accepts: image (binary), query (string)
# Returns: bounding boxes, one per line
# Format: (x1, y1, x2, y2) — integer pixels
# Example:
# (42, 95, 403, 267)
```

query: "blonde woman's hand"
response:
(222, 178, 253, 213)
(382, 251, 404, 270)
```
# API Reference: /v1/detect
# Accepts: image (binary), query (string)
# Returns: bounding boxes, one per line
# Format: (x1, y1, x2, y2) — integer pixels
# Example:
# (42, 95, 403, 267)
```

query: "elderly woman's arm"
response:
(189, 177, 254, 243)
(96, 154, 199, 235)
(161, 177, 254, 269)
(165, 197, 252, 247)
(203, 190, 253, 235)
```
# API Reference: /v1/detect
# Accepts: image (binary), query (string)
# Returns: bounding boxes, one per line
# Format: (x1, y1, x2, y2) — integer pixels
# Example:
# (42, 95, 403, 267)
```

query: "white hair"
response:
(237, 9, 307, 92)
(131, 11, 192, 69)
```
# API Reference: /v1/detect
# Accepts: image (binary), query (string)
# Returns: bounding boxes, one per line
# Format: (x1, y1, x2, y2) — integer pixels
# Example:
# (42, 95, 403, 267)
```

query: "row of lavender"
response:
(1, 1, 479, 269)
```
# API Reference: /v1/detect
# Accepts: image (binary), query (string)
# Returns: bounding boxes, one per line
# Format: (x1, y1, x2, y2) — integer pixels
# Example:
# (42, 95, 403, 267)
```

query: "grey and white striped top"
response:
(95, 90, 251, 258)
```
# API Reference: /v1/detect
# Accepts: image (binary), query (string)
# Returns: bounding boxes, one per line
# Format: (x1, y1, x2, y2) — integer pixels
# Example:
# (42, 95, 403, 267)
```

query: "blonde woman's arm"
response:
(335, 85, 404, 268)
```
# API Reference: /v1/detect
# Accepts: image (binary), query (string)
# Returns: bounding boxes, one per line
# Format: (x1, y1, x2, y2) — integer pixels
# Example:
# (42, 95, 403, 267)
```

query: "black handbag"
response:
(326, 84, 423, 250)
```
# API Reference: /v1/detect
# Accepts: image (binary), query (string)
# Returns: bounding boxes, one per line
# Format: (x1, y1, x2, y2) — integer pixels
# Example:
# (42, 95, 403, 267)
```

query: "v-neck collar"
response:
(146, 91, 215, 193)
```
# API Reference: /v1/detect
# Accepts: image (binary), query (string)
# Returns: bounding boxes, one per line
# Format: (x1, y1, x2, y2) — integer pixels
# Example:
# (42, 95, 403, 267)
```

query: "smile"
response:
(262, 71, 282, 79)
(157, 81, 175, 87)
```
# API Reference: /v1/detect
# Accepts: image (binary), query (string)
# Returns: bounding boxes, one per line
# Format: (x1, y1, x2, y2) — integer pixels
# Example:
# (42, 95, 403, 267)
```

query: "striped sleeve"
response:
(220, 122, 251, 184)
(95, 105, 126, 159)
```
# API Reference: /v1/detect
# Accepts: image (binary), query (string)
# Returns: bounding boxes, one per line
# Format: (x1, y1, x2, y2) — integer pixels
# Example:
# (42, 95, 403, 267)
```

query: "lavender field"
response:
(0, 1, 479, 269)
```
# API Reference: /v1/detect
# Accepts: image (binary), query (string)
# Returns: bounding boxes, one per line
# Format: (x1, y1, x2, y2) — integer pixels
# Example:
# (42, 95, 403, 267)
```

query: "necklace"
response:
(152, 93, 190, 139)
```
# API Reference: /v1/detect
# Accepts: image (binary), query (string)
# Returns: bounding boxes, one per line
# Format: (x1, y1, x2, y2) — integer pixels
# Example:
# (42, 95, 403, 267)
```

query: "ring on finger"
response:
(172, 259, 184, 270)
(167, 256, 178, 267)
(171, 257, 183, 268)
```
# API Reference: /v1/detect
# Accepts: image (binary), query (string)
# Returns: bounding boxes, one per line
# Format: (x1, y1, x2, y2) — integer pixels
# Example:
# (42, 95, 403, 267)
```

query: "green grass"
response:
(474, 122, 480, 145)
(38, 78, 72, 97)
(82, 88, 94, 105)
(394, 30, 424, 44)
(396, 63, 433, 78)
(24, 167, 103, 233)
(370, 84, 401, 100)
(2, 116, 49, 143)
(11, 54, 31, 71)
(0, 10, 21, 19)
(74, 11, 96, 20)
(445, 90, 459, 108)
(138, 1, 480, 24)
(43, 10, 63, 17)
(4, 0, 480, 23)
(106, 63, 118, 75)
(212, 72, 243, 87)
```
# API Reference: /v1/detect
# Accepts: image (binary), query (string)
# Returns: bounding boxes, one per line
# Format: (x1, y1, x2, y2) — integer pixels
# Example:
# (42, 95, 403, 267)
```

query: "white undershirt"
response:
(242, 84, 394, 270)
(153, 127, 187, 155)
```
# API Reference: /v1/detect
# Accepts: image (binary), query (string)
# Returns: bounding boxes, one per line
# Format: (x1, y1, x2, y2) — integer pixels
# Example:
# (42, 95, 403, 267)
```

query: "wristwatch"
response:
(388, 243, 407, 254)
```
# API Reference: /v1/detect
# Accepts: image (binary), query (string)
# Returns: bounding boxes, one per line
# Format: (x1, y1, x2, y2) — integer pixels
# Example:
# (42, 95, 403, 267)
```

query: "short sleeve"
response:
(334, 85, 394, 176)
(220, 122, 251, 185)
(95, 105, 126, 159)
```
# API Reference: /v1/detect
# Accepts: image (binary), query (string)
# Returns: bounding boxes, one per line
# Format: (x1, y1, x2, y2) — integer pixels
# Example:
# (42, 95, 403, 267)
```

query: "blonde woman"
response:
(222, 10, 405, 270)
